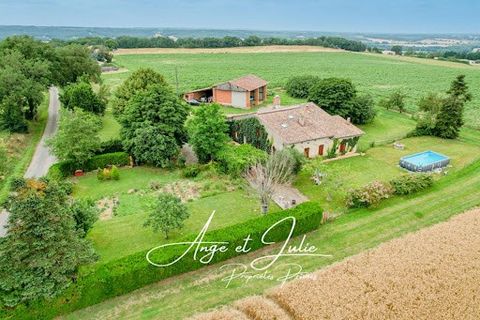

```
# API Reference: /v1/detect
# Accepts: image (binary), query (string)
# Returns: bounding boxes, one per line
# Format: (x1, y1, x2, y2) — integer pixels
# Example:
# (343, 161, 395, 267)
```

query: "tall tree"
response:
(112, 68, 167, 117)
(434, 75, 472, 139)
(47, 108, 102, 166)
(120, 83, 189, 167)
(54, 44, 100, 86)
(0, 178, 97, 306)
(186, 104, 229, 163)
(60, 80, 106, 114)
(308, 78, 356, 118)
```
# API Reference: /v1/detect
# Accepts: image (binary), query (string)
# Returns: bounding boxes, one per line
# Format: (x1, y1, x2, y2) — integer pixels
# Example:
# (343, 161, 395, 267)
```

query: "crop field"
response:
(103, 50, 480, 128)
(192, 207, 480, 320)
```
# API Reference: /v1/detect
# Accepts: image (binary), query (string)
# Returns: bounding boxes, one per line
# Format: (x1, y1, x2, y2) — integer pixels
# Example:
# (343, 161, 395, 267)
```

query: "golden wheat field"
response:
(190, 208, 480, 320)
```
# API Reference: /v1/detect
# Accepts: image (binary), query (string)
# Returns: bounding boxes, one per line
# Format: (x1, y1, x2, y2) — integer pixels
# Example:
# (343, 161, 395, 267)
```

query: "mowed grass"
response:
(295, 131, 480, 212)
(62, 157, 480, 320)
(104, 51, 480, 128)
(98, 108, 121, 141)
(87, 190, 265, 264)
(72, 167, 278, 264)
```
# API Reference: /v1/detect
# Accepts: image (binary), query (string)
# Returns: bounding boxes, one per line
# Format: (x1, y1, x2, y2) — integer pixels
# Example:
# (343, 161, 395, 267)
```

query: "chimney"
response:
(298, 106, 307, 127)
(273, 95, 281, 109)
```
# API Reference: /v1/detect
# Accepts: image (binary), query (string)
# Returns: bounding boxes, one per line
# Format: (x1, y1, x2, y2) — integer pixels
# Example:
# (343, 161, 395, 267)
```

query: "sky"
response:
(0, 0, 479, 34)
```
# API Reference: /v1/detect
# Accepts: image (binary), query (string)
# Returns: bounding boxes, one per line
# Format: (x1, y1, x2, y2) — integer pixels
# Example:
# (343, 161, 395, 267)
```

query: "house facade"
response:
(184, 74, 267, 109)
(256, 103, 364, 158)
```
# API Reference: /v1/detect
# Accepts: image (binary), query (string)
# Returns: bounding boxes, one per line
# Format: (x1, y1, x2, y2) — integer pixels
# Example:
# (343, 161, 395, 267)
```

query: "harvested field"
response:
(114, 45, 343, 55)
(191, 208, 480, 320)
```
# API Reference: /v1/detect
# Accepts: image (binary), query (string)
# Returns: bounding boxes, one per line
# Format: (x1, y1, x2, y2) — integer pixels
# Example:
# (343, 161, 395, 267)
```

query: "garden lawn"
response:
(295, 133, 480, 212)
(98, 108, 121, 141)
(62, 156, 480, 320)
(86, 190, 268, 264)
(72, 166, 181, 199)
(357, 109, 416, 151)
(72, 166, 280, 264)
(104, 51, 480, 128)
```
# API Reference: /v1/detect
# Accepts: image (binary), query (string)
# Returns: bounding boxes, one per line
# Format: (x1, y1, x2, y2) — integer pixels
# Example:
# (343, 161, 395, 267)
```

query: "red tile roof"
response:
(256, 102, 364, 144)
(219, 74, 267, 91)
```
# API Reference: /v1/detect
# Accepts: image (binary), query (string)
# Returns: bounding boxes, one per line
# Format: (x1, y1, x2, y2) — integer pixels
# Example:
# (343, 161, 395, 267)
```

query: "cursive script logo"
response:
(146, 211, 331, 269)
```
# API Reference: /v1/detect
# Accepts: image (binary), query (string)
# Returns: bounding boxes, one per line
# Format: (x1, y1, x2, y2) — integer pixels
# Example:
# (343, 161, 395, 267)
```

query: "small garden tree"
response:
(285, 75, 320, 98)
(414, 75, 471, 139)
(120, 83, 189, 167)
(0, 178, 97, 306)
(144, 193, 190, 239)
(47, 108, 102, 166)
(349, 94, 376, 124)
(60, 80, 106, 114)
(434, 75, 471, 139)
(245, 150, 296, 214)
(187, 104, 229, 163)
(379, 90, 407, 113)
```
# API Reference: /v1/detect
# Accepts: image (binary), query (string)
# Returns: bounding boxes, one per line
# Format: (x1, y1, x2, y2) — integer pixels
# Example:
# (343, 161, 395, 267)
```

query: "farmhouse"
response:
(256, 103, 364, 158)
(184, 74, 267, 109)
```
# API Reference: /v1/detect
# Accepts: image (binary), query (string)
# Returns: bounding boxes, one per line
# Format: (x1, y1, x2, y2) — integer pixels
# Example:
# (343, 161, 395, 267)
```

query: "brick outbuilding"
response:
(184, 74, 267, 109)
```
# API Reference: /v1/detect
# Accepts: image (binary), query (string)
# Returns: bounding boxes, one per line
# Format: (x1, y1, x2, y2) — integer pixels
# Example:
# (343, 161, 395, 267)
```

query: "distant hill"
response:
(1, 25, 479, 51)
(0, 25, 350, 41)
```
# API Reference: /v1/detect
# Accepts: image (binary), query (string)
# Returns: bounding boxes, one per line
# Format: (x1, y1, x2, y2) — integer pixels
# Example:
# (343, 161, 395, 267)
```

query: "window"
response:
(304, 147, 310, 158)
(259, 87, 264, 100)
(318, 144, 324, 156)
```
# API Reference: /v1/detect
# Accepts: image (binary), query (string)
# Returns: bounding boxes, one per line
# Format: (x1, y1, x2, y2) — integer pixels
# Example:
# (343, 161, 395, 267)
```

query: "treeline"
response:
(401, 48, 480, 61)
(57, 35, 367, 52)
(0, 35, 101, 132)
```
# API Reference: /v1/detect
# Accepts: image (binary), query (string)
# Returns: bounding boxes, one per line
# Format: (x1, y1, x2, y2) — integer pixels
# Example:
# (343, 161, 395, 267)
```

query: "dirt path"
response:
(114, 45, 344, 55)
(24, 86, 59, 178)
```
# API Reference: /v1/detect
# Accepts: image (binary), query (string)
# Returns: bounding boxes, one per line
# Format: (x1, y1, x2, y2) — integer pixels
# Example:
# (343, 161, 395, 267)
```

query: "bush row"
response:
(346, 174, 434, 208)
(48, 152, 130, 179)
(3, 202, 323, 319)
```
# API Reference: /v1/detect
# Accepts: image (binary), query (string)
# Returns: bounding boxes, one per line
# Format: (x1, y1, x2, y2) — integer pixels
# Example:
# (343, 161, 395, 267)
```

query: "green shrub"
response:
(390, 174, 434, 195)
(285, 75, 320, 98)
(181, 164, 201, 178)
(110, 166, 120, 180)
(96, 168, 105, 181)
(48, 152, 130, 178)
(2, 202, 323, 319)
(346, 180, 394, 208)
(216, 144, 267, 177)
(94, 139, 124, 155)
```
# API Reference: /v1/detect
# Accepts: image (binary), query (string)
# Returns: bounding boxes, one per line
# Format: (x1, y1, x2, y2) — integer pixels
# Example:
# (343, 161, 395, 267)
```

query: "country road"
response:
(0, 87, 60, 237)
(24, 87, 60, 178)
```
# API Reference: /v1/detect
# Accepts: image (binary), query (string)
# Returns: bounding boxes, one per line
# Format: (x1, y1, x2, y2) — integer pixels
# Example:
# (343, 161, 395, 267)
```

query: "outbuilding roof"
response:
(216, 74, 267, 91)
(256, 102, 364, 144)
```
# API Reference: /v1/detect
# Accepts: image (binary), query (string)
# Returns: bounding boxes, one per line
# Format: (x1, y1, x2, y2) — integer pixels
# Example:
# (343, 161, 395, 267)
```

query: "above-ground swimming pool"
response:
(399, 150, 450, 172)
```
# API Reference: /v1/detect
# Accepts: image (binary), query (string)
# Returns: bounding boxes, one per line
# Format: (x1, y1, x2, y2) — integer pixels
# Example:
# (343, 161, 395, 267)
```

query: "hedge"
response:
(2, 202, 323, 319)
(48, 152, 130, 179)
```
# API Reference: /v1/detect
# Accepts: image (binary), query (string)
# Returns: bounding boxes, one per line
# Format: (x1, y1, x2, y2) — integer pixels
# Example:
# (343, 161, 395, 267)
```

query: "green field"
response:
(104, 51, 480, 128)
